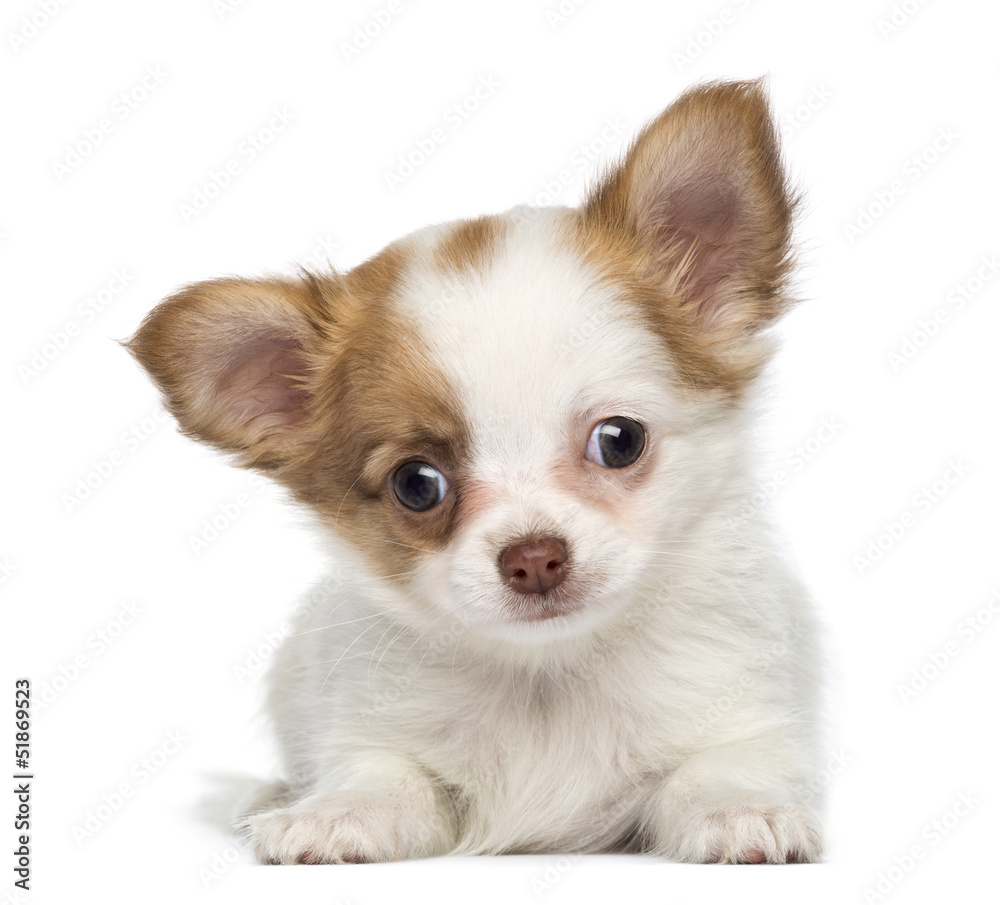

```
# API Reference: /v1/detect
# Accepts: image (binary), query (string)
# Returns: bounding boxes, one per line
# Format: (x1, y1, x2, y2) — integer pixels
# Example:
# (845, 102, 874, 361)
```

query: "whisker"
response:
(633, 548, 712, 560)
(318, 614, 393, 693)
(370, 627, 412, 688)
(292, 612, 386, 636)
(367, 622, 407, 690)
(354, 534, 458, 557)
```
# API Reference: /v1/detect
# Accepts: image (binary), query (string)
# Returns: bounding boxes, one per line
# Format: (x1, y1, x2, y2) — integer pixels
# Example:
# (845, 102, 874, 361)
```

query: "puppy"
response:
(127, 79, 824, 864)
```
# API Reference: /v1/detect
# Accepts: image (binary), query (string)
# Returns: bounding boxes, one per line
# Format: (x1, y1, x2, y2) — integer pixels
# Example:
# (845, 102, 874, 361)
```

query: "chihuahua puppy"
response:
(128, 79, 823, 864)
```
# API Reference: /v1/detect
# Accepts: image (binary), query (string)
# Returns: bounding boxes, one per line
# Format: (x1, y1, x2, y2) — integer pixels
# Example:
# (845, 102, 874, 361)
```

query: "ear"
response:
(125, 275, 330, 469)
(583, 78, 796, 343)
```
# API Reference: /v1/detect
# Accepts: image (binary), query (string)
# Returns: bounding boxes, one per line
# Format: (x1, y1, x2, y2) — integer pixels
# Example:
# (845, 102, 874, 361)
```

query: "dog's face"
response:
(128, 80, 794, 643)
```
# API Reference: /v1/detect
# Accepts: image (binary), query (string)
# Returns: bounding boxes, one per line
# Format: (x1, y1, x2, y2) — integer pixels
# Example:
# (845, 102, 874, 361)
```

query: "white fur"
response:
(239, 209, 824, 864)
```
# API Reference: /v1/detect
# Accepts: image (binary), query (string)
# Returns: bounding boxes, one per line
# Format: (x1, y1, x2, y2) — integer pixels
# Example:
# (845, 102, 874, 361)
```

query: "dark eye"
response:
(585, 417, 646, 468)
(392, 461, 449, 511)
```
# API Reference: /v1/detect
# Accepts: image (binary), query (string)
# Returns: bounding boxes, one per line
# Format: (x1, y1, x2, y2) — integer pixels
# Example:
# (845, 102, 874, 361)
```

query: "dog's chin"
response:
(451, 581, 623, 647)
(503, 587, 583, 624)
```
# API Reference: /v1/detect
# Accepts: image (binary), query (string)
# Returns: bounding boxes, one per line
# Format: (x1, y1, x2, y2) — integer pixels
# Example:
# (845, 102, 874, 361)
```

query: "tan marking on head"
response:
(560, 211, 747, 399)
(127, 240, 473, 583)
(125, 275, 329, 470)
(432, 215, 507, 275)
(570, 79, 798, 401)
(280, 244, 472, 580)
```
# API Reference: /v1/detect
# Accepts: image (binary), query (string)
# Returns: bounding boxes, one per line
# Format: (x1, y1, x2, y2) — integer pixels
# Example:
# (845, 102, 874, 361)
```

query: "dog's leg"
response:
(236, 753, 457, 864)
(642, 743, 823, 863)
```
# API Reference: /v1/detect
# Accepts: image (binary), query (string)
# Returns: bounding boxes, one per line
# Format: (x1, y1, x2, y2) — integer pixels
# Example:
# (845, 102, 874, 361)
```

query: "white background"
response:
(3, 0, 998, 903)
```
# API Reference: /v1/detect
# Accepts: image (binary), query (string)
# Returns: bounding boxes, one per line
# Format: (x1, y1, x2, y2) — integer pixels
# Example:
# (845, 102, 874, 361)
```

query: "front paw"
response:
(237, 793, 454, 864)
(658, 802, 822, 864)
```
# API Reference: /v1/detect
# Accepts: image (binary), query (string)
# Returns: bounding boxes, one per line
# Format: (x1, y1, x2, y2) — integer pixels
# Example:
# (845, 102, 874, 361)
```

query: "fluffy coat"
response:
(127, 79, 824, 864)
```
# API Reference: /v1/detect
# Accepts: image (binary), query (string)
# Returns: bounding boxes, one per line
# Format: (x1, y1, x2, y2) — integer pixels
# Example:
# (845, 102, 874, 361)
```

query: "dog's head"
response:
(127, 80, 796, 644)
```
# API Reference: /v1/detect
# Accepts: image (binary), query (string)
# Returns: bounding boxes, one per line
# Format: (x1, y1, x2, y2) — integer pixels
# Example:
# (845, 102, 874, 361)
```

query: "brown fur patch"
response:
(572, 79, 797, 401)
(127, 79, 796, 583)
(563, 213, 746, 399)
(124, 275, 329, 469)
(278, 247, 473, 579)
(432, 215, 506, 275)
(127, 242, 473, 581)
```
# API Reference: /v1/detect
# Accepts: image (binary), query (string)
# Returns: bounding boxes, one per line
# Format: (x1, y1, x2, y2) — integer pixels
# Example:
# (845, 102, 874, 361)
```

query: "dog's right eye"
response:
(585, 417, 646, 468)
(392, 461, 449, 512)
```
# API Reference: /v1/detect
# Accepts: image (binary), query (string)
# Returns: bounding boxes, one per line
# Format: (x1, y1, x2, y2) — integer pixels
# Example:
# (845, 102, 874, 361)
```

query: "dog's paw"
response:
(236, 793, 454, 864)
(238, 805, 373, 864)
(659, 803, 821, 864)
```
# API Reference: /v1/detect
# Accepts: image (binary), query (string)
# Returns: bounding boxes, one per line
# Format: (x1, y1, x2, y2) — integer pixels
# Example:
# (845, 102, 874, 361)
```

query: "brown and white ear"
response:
(584, 78, 796, 343)
(125, 276, 328, 469)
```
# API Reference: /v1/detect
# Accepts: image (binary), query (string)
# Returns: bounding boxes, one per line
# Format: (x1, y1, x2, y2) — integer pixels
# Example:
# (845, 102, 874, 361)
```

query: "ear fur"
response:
(125, 275, 331, 469)
(583, 78, 797, 352)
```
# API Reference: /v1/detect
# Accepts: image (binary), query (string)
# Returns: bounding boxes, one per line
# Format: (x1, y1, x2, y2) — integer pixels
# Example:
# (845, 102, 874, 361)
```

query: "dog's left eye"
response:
(392, 461, 449, 511)
(585, 417, 646, 468)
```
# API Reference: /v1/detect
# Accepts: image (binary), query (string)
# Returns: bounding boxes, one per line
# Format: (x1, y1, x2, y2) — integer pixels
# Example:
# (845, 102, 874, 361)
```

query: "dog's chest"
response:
(403, 662, 667, 851)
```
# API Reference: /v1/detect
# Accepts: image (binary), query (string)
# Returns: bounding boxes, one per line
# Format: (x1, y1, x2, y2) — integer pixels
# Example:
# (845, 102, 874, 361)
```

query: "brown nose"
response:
(499, 537, 568, 594)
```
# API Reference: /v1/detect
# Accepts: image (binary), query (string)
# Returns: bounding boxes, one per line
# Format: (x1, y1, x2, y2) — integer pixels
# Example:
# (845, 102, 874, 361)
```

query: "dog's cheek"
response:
(305, 479, 458, 587)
